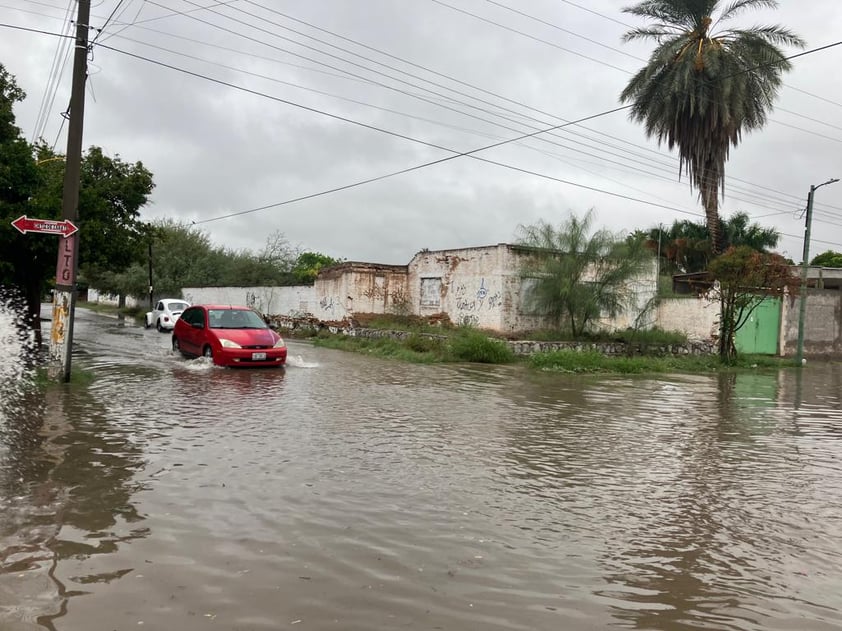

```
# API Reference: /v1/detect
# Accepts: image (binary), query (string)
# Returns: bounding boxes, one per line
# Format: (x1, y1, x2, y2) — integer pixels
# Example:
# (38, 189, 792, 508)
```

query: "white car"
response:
(146, 299, 190, 332)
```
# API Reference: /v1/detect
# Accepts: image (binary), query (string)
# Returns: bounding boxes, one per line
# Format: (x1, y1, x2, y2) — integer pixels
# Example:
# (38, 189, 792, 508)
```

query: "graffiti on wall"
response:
(450, 277, 502, 325)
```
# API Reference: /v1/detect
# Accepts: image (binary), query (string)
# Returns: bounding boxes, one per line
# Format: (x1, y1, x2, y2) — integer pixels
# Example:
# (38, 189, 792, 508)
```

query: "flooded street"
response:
(2, 307, 842, 630)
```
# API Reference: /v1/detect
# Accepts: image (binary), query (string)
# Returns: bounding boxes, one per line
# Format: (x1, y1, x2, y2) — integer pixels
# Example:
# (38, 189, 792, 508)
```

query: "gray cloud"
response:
(2, 0, 841, 265)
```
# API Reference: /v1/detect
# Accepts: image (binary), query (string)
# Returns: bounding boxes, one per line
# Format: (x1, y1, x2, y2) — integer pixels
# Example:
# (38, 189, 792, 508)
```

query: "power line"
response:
(3, 20, 840, 241)
(133, 1, 842, 215)
(30, 0, 74, 142)
(93, 41, 842, 249)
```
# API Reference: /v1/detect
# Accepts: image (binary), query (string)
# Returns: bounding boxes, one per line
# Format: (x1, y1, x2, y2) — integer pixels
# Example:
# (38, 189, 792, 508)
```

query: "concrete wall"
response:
(657, 296, 721, 341)
(87, 289, 140, 308)
(315, 263, 408, 322)
(408, 245, 510, 329)
(781, 291, 842, 356)
(182, 286, 316, 317)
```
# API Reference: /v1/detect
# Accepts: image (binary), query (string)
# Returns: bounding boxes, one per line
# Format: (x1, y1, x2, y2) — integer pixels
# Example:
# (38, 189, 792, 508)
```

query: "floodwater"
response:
(2, 307, 842, 630)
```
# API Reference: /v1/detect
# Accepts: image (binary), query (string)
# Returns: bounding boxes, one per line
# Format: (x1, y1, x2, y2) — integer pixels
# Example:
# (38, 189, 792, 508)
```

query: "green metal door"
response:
(735, 298, 781, 355)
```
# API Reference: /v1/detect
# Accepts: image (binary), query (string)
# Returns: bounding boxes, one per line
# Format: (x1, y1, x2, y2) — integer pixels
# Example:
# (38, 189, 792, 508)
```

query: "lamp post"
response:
(795, 178, 839, 366)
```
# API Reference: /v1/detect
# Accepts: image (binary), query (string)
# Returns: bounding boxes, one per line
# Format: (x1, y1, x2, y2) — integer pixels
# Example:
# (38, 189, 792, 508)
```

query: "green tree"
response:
(810, 251, 842, 268)
(292, 251, 341, 284)
(0, 65, 47, 331)
(517, 210, 653, 337)
(708, 246, 797, 361)
(621, 0, 802, 251)
(649, 212, 780, 274)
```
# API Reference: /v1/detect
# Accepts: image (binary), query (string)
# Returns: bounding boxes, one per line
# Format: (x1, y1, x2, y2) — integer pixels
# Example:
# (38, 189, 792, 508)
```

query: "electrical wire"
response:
(30, 0, 74, 143)
(92, 39, 842, 249)
(135, 0, 841, 215)
(201, 0, 842, 212)
(3, 19, 840, 243)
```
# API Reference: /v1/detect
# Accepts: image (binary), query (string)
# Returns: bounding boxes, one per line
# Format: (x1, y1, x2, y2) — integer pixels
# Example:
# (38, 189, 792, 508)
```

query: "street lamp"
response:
(795, 178, 839, 366)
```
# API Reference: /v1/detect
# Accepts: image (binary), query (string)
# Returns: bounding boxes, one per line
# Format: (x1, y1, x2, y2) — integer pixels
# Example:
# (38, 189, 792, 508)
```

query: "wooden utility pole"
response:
(48, 0, 90, 382)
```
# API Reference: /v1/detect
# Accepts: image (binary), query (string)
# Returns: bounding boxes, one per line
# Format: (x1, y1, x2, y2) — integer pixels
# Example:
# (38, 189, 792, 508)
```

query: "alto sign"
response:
(11, 215, 78, 238)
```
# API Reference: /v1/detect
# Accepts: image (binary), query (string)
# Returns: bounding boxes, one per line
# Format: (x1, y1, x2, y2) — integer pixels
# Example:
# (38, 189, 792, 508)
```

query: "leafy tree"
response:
(648, 212, 780, 274)
(708, 246, 797, 361)
(292, 251, 342, 284)
(621, 0, 803, 251)
(31, 144, 155, 292)
(810, 251, 842, 268)
(0, 65, 47, 331)
(108, 220, 307, 301)
(517, 210, 653, 337)
(1, 62, 155, 338)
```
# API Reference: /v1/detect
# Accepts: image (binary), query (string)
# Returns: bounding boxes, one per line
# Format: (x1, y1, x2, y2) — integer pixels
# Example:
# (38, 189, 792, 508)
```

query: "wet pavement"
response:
(1, 307, 842, 630)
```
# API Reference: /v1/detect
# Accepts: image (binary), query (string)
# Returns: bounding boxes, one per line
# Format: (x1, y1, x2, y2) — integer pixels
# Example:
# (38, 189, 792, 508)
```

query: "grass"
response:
(313, 327, 514, 364)
(528, 350, 789, 375)
(33, 364, 96, 386)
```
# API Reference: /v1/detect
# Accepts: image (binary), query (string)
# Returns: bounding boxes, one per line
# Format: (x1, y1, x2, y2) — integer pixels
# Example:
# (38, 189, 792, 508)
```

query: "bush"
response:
(448, 328, 514, 364)
(613, 327, 688, 346)
(405, 333, 445, 354)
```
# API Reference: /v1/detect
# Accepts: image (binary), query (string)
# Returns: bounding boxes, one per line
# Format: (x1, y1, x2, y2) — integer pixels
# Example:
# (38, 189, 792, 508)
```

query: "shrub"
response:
(448, 328, 514, 364)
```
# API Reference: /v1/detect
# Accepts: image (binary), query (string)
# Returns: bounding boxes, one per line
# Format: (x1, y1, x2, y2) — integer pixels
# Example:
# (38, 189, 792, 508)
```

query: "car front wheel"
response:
(172, 337, 180, 353)
(203, 345, 213, 360)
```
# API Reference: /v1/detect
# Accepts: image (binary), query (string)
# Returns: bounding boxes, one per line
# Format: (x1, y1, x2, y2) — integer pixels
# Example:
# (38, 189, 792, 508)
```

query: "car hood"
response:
(214, 328, 280, 347)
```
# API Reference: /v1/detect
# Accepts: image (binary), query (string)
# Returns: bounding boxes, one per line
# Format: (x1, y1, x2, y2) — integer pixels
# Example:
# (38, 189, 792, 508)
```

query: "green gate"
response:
(734, 298, 781, 355)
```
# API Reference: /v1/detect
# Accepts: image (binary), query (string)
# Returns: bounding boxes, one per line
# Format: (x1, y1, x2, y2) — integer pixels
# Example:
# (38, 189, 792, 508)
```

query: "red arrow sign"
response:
(11, 215, 78, 238)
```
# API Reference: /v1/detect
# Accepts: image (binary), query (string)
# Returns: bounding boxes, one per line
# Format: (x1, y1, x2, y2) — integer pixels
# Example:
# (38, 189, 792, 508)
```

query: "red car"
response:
(172, 305, 287, 367)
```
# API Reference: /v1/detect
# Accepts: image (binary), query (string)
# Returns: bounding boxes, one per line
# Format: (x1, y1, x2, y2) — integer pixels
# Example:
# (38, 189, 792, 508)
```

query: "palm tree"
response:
(621, 0, 803, 252)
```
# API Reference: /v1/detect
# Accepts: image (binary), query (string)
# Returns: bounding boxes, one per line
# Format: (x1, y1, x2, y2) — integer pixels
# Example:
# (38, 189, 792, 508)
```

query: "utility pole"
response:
(795, 178, 839, 366)
(48, 0, 90, 382)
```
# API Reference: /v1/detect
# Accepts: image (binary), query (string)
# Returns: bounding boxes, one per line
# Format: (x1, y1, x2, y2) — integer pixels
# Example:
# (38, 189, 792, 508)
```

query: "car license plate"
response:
(252, 352, 267, 361)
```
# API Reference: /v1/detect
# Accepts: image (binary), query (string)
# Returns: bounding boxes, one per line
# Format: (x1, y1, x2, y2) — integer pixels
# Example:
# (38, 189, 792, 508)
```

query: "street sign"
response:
(12, 215, 78, 238)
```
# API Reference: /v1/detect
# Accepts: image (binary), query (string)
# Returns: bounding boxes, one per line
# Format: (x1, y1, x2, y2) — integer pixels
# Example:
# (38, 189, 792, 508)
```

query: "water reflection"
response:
(596, 371, 842, 630)
(0, 377, 147, 629)
(6, 308, 842, 631)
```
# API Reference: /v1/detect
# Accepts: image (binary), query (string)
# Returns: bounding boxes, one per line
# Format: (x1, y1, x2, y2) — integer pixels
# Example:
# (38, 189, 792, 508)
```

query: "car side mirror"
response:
(192, 321, 204, 329)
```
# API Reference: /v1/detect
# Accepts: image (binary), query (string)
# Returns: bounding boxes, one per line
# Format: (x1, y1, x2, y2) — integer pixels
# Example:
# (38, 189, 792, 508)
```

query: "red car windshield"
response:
(208, 309, 268, 330)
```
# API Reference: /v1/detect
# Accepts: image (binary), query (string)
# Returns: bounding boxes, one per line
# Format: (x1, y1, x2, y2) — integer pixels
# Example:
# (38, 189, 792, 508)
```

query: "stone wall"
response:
(507, 339, 715, 356)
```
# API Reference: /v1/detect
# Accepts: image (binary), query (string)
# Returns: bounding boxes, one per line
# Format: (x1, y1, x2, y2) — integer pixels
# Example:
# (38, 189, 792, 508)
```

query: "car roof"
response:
(162, 298, 189, 304)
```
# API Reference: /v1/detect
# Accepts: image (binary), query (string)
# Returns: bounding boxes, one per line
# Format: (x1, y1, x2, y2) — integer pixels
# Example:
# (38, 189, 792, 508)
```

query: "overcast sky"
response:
(1, 0, 841, 265)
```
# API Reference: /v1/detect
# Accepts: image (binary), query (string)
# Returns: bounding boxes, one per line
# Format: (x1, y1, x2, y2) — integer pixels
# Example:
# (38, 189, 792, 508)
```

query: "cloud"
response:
(1, 0, 840, 267)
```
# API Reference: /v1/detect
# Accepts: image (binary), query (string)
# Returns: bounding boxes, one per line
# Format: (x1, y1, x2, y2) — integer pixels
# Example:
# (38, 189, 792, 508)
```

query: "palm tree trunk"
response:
(700, 160, 722, 255)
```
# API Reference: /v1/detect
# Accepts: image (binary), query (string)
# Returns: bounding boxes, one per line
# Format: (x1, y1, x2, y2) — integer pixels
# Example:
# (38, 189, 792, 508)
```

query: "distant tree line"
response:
(0, 61, 338, 342)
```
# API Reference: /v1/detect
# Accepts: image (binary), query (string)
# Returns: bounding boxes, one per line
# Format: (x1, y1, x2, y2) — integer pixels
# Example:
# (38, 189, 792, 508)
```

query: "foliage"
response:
(1, 63, 157, 335)
(292, 251, 342, 284)
(313, 327, 513, 364)
(447, 327, 514, 363)
(810, 251, 842, 268)
(102, 219, 305, 301)
(528, 349, 786, 374)
(647, 212, 780, 274)
(621, 0, 803, 250)
(0, 65, 48, 328)
(708, 246, 798, 361)
(517, 210, 653, 337)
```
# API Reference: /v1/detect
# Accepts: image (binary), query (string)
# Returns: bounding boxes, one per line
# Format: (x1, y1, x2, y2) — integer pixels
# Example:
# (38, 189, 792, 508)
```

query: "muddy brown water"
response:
(1, 308, 842, 630)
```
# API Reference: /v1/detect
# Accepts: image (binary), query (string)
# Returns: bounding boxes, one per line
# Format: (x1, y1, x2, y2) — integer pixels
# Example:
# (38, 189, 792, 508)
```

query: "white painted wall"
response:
(87, 289, 140, 308)
(181, 286, 316, 317)
(657, 296, 721, 340)
(409, 246, 508, 329)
